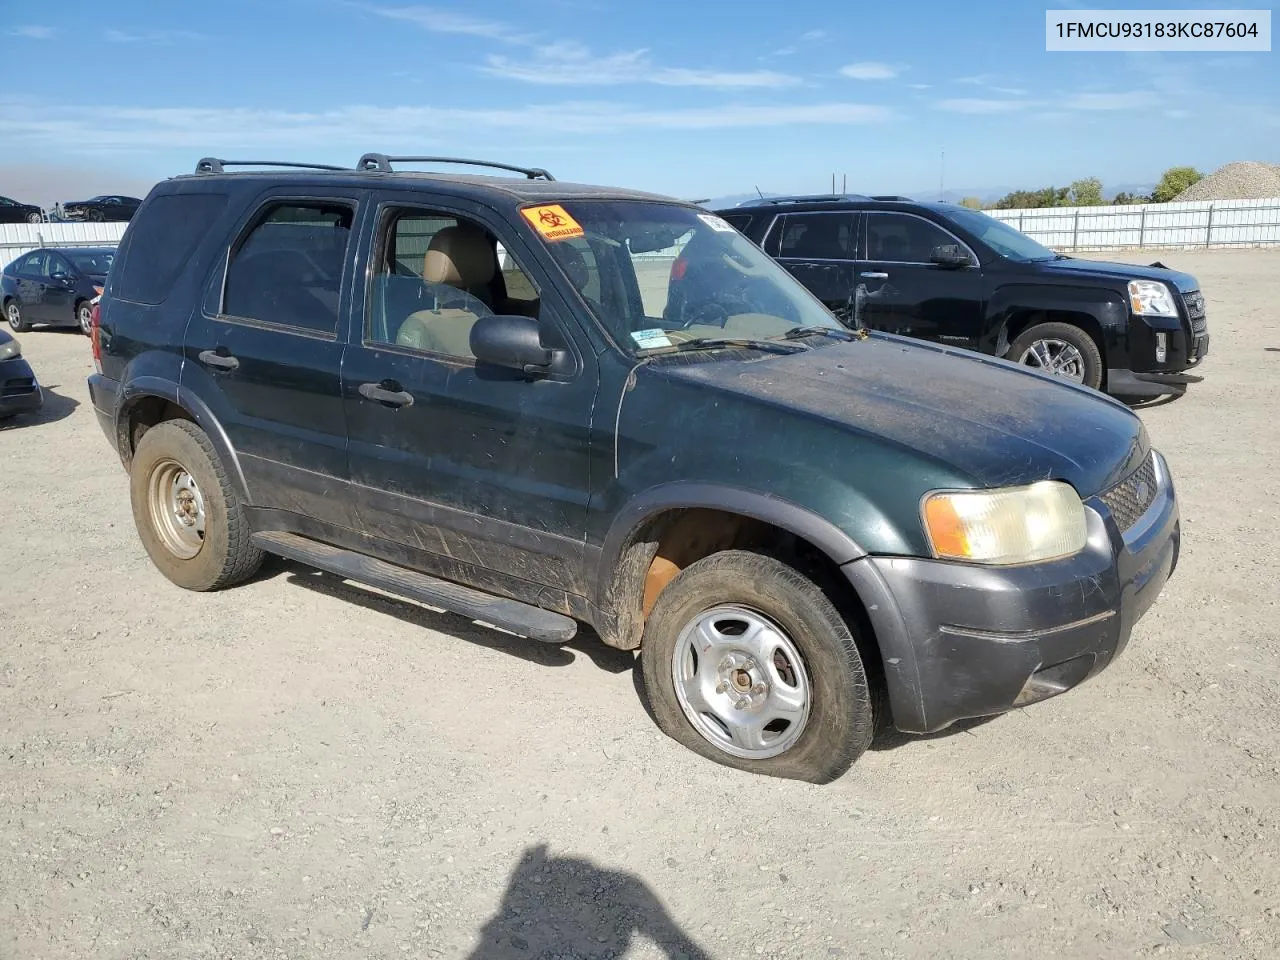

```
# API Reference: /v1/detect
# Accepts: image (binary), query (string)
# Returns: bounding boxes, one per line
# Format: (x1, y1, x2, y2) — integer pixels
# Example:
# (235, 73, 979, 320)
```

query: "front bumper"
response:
(844, 451, 1180, 734)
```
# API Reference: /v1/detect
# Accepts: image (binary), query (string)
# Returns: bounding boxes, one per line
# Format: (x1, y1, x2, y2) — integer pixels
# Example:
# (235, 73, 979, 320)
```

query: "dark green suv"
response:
(87, 155, 1181, 783)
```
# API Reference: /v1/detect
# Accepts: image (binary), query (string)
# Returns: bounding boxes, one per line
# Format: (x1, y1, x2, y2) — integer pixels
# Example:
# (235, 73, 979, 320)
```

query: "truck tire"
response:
(1010, 321, 1103, 390)
(129, 419, 263, 591)
(639, 550, 876, 783)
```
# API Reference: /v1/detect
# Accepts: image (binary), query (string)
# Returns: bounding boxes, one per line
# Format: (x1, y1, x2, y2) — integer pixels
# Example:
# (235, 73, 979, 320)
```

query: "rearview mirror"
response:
(930, 243, 972, 267)
(470, 314, 569, 376)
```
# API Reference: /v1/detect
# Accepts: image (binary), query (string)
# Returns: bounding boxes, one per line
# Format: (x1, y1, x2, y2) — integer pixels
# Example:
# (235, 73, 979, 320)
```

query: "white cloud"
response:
(907, 83, 932, 90)
(484, 46, 801, 89)
(840, 62, 898, 80)
(370, 5, 533, 43)
(935, 98, 1029, 114)
(0, 99, 894, 156)
(1064, 91, 1156, 110)
(105, 29, 206, 44)
(799, 29, 828, 42)
(9, 25, 54, 40)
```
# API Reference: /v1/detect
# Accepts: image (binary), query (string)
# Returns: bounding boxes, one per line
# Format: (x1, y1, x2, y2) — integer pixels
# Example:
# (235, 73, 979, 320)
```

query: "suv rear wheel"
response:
(1010, 321, 1103, 390)
(129, 419, 263, 591)
(639, 550, 875, 783)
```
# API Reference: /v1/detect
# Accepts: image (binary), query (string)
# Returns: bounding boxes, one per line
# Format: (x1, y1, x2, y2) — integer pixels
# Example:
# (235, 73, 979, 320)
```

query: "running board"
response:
(251, 531, 577, 644)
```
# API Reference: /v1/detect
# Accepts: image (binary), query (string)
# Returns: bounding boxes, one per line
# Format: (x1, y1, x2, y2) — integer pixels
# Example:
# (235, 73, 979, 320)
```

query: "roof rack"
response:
(869, 194, 913, 201)
(356, 154, 555, 181)
(195, 158, 349, 174)
(753, 193, 872, 205)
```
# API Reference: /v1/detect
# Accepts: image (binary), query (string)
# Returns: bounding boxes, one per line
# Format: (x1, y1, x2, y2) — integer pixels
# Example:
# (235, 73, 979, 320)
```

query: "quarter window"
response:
(222, 201, 354, 334)
(866, 213, 963, 264)
(367, 209, 540, 360)
(777, 212, 855, 260)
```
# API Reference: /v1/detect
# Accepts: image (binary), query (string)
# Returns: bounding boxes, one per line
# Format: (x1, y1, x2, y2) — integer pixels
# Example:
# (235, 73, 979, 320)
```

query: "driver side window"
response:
(367, 209, 540, 361)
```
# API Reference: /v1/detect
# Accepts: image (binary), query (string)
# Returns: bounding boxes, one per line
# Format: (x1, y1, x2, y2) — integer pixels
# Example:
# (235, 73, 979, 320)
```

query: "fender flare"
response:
(987, 286, 1126, 359)
(115, 377, 252, 504)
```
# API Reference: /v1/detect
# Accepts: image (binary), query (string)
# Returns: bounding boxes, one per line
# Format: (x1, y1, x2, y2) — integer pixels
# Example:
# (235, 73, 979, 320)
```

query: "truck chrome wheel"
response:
(1018, 338, 1087, 382)
(671, 604, 811, 759)
(147, 457, 207, 559)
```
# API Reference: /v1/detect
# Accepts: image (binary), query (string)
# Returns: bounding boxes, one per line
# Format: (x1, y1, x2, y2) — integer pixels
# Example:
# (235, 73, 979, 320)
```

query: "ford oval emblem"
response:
(1134, 479, 1151, 507)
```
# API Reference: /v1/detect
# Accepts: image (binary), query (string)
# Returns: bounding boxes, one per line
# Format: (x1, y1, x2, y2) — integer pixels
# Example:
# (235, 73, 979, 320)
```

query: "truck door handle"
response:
(359, 381, 415, 408)
(198, 349, 240, 371)
(860, 271, 889, 280)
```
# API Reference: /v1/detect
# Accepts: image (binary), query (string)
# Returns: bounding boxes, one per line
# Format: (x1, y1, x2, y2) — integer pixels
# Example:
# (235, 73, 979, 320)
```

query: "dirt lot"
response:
(2, 249, 1278, 959)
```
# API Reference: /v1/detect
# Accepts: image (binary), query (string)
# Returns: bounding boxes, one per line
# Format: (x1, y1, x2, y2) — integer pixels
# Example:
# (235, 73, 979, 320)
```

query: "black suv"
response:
(712, 195, 1210, 398)
(88, 156, 1181, 783)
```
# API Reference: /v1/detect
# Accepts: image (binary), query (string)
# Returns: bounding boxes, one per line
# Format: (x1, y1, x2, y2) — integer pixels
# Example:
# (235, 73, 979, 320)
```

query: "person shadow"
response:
(465, 844, 714, 959)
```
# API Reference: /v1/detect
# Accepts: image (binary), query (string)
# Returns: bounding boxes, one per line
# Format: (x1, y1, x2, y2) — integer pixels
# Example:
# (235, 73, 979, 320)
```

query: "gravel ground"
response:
(2, 248, 1278, 960)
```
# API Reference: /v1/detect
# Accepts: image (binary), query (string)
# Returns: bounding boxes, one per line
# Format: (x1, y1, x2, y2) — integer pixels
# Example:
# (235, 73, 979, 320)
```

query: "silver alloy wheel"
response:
(671, 604, 811, 760)
(147, 457, 207, 559)
(78, 303, 93, 334)
(6, 303, 19, 329)
(1018, 338, 1087, 382)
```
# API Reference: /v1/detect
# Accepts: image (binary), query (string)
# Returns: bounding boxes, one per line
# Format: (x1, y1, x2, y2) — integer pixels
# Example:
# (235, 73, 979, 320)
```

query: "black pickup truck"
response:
(709, 195, 1210, 398)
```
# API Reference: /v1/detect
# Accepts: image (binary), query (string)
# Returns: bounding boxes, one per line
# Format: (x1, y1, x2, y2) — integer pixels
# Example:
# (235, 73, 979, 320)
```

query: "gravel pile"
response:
(1174, 160, 1280, 201)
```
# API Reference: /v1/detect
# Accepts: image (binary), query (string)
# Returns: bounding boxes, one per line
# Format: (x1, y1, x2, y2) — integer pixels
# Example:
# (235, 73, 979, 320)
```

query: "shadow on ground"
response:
(464, 844, 713, 959)
(868, 713, 1002, 751)
(1117, 391, 1184, 411)
(278, 561, 635, 674)
(0, 385, 79, 431)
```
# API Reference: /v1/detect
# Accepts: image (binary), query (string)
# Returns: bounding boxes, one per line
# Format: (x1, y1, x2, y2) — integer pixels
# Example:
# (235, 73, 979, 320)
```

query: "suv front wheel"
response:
(1010, 321, 1103, 390)
(639, 550, 876, 783)
(129, 419, 263, 591)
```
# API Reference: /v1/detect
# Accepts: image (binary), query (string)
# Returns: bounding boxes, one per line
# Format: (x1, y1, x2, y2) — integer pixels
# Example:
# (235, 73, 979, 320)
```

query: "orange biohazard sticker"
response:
(521, 204, 585, 242)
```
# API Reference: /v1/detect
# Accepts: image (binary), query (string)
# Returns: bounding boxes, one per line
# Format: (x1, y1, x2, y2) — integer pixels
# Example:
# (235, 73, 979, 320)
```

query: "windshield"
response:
(69, 251, 114, 273)
(939, 208, 1060, 262)
(529, 200, 841, 354)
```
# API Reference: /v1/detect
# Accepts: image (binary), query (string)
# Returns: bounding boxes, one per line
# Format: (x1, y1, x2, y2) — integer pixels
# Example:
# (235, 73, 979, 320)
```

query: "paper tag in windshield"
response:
(631, 328, 672, 350)
(697, 213, 736, 233)
(521, 204, 585, 242)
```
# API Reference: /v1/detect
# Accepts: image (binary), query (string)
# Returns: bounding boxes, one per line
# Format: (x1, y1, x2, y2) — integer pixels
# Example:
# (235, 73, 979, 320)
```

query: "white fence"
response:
(988, 197, 1280, 252)
(0, 222, 129, 264)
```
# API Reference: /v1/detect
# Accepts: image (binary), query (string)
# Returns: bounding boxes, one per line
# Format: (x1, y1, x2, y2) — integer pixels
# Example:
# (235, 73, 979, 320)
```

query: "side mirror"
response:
(470, 314, 569, 376)
(930, 243, 973, 268)
(50, 271, 71, 284)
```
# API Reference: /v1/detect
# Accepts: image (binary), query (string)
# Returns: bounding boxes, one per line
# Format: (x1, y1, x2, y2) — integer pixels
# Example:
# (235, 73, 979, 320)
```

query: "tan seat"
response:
(396, 225, 496, 357)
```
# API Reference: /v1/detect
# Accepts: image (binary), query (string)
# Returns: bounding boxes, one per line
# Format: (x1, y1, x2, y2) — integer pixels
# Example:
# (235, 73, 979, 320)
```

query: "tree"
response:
(993, 186, 1070, 210)
(959, 196, 985, 209)
(1152, 166, 1203, 203)
(1068, 177, 1104, 206)
(1112, 191, 1150, 205)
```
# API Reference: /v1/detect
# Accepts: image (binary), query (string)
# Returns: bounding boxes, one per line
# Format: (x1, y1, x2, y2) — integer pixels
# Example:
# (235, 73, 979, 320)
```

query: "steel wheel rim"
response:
(147, 457, 207, 559)
(671, 604, 812, 760)
(6, 303, 18, 328)
(78, 305, 92, 333)
(1018, 338, 1086, 382)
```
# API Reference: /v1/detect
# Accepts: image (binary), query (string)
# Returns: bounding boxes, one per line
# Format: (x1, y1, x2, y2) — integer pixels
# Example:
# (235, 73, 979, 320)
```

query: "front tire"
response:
(640, 550, 875, 783)
(129, 419, 263, 591)
(25, 212, 42, 224)
(76, 300, 93, 335)
(6, 300, 28, 333)
(1010, 321, 1103, 390)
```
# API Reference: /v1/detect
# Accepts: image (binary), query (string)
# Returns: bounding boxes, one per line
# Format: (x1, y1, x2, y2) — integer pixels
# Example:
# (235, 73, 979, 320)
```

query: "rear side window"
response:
(114, 192, 229, 304)
(778, 212, 855, 260)
(718, 213, 754, 232)
(222, 201, 354, 336)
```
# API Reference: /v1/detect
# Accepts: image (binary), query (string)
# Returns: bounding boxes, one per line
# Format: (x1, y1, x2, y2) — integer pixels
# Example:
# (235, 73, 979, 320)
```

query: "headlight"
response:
(1128, 279, 1179, 318)
(0, 339, 20, 361)
(922, 480, 1087, 565)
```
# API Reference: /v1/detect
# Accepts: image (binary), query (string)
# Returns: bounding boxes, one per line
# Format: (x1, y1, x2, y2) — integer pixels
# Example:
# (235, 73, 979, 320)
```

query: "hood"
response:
(655, 335, 1148, 497)
(1035, 256, 1199, 293)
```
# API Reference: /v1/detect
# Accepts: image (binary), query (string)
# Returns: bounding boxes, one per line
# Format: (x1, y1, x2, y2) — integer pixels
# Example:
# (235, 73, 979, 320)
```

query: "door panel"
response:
(855, 212, 985, 348)
(342, 198, 596, 599)
(43, 254, 76, 326)
(182, 191, 365, 527)
(14, 252, 51, 322)
(770, 211, 859, 322)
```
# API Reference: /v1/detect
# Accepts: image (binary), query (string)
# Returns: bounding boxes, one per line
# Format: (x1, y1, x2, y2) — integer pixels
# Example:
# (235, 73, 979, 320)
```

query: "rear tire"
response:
(6, 300, 28, 333)
(639, 550, 875, 783)
(25, 212, 42, 224)
(1009, 321, 1103, 390)
(129, 419, 263, 591)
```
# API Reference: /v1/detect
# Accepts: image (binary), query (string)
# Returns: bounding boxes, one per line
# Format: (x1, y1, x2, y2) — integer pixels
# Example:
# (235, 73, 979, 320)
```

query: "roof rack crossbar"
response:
(755, 193, 872, 205)
(869, 194, 913, 201)
(195, 158, 349, 174)
(357, 153, 555, 181)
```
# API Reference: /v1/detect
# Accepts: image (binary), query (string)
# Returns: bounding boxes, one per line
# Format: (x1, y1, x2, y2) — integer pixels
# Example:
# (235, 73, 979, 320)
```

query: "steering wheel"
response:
(675, 290, 760, 329)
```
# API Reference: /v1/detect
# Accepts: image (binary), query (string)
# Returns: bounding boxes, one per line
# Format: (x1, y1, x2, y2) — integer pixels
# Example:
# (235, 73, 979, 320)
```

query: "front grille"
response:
(1182, 290, 1207, 335)
(1099, 453, 1159, 533)
(1, 377, 36, 398)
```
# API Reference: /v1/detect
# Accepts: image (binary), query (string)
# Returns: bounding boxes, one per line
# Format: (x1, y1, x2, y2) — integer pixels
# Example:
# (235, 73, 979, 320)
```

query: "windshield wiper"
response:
(636, 337, 807, 357)
(778, 325, 865, 342)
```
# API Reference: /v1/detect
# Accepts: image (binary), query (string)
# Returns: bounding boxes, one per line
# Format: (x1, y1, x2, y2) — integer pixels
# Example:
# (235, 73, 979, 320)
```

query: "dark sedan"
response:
(0, 327, 43, 420)
(2, 247, 115, 335)
(60, 195, 141, 222)
(0, 194, 44, 224)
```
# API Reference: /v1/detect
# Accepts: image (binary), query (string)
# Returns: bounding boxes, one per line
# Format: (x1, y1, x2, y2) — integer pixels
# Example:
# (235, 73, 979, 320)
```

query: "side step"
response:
(251, 531, 577, 644)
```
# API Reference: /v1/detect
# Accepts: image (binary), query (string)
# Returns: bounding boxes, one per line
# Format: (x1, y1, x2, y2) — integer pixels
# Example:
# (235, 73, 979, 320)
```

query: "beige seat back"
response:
(396, 225, 497, 357)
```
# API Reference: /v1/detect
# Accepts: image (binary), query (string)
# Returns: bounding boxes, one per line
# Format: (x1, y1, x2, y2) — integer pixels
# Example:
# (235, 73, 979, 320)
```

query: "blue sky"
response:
(1, 0, 1276, 202)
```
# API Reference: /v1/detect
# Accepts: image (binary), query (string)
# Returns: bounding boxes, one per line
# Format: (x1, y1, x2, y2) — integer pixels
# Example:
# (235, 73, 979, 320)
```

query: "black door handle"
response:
(359, 381, 414, 408)
(198, 349, 240, 371)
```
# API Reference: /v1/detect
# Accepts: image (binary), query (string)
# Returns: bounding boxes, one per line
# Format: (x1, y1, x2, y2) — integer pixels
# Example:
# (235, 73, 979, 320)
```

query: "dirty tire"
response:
(1009, 321, 1104, 390)
(6, 299, 28, 333)
(129, 419, 262, 591)
(640, 550, 875, 783)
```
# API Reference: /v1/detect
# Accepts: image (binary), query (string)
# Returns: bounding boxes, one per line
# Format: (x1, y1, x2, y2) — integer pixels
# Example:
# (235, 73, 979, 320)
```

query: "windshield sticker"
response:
(521, 204, 585, 242)
(631, 328, 672, 350)
(697, 213, 736, 233)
